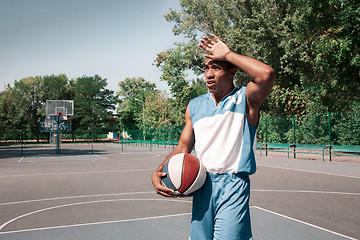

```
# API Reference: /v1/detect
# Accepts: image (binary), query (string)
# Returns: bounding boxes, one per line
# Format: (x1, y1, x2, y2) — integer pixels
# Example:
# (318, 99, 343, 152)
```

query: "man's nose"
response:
(205, 69, 214, 79)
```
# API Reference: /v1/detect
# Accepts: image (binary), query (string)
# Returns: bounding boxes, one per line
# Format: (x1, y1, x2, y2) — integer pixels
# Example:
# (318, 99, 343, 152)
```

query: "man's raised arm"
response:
(199, 34, 274, 124)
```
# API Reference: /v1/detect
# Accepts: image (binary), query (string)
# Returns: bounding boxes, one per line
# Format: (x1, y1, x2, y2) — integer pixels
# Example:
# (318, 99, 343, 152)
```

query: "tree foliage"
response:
(116, 77, 157, 130)
(0, 86, 20, 138)
(143, 91, 171, 129)
(0, 74, 117, 141)
(155, 41, 208, 123)
(71, 75, 116, 131)
(160, 0, 360, 115)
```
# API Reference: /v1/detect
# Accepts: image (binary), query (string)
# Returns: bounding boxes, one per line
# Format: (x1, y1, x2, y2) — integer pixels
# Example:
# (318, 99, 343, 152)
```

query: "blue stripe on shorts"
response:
(190, 172, 252, 240)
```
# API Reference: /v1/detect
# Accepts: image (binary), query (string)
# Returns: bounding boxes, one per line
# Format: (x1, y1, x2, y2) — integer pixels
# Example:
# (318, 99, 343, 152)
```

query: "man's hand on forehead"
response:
(199, 34, 232, 61)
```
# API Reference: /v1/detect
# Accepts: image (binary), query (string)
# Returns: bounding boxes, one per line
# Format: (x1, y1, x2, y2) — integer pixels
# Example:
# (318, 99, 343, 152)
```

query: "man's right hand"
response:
(199, 34, 232, 61)
(151, 170, 176, 197)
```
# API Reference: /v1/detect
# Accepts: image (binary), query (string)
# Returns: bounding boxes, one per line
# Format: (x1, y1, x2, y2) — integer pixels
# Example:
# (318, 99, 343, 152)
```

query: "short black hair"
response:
(206, 60, 237, 70)
(224, 61, 236, 70)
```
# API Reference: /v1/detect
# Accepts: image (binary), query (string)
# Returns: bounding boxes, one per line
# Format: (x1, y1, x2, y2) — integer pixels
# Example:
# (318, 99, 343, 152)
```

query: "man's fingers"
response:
(210, 34, 221, 42)
(198, 43, 212, 54)
(157, 171, 167, 177)
(203, 54, 214, 59)
(198, 43, 215, 58)
(203, 35, 216, 45)
(152, 171, 176, 197)
(200, 39, 211, 48)
(156, 185, 176, 197)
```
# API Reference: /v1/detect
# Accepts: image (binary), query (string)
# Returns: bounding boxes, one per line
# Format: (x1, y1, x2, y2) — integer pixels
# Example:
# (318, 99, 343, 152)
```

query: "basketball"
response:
(161, 153, 207, 196)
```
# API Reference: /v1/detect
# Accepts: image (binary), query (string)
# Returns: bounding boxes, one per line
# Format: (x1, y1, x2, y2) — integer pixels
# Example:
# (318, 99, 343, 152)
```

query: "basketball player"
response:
(152, 34, 274, 239)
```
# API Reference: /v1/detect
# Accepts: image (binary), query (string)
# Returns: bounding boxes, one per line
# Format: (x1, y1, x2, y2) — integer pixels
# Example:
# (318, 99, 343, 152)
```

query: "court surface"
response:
(0, 143, 359, 240)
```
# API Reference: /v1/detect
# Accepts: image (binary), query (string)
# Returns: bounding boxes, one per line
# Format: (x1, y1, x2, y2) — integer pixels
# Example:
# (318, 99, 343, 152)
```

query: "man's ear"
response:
(230, 67, 237, 78)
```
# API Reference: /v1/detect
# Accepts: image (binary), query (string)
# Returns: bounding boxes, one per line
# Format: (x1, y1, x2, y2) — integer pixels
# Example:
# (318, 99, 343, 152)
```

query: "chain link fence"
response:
(257, 110, 360, 145)
(1, 111, 359, 158)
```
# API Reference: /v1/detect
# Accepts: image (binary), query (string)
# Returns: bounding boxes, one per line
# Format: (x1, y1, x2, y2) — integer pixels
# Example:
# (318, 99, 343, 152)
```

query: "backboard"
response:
(46, 100, 74, 116)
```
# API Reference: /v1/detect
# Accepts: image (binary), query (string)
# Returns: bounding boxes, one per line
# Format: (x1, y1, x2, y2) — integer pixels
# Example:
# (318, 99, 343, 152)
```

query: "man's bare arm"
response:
(151, 105, 195, 197)
(199, 34, 274, 125)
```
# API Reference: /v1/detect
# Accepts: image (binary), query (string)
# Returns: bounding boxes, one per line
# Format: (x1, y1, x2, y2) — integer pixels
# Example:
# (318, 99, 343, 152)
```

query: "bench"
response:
(152, 140, 178, 148)
(291, 144, 332, 161)
(258, 143, 360, 161)
(331, 145, 360, 157)
(119, 139, 136, 144)
(258, 143, 295, 158)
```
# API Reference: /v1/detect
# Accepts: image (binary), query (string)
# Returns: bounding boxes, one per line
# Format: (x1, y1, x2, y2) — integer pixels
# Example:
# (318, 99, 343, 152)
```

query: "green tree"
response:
(161, 0, 360, 115)
(116, 77, 157, 130)
(41, 74, 72, 104)
(332, 110, 360, 145)
(284, 0, 360, 113)
(142, 91, 172, 129)
(0, 86, 19, 139)
(155, 41, 208, 124)
(189, 78, 208, 99)
(0, 74, 74, 141)
(9, 76, 43, 140)
(71, 75, 116, 134)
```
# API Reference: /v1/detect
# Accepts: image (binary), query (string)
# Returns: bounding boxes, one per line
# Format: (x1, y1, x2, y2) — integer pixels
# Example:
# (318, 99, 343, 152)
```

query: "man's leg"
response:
(213, 174, 252, 240)
(190, 173, 214, 240)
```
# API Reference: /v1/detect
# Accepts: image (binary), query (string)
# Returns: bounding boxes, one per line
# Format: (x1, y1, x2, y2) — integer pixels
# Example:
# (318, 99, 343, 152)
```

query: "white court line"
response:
(0, 168, 154, 178)
(0, 198, 192, 233)
(257, 164, 360, 179)
(0, 191, 155, 206)
(0, 212, 191, 235)
(2, 189, 358, 207)
(252, 206, 357, 240)
(251, 189, 360, 196)
(16, 152, 161, 164)
(93, 154, 107, 159)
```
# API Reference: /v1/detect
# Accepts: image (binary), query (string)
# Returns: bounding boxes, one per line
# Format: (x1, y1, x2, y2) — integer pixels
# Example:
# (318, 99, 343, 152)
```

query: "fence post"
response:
(91, 121, 94, 154)
(120, 129, 124, 153)
(328, 112, 332, 161)
(265, 117, 268, 156)
(293, 116, 296, 158)
(21, 131, 23, 156)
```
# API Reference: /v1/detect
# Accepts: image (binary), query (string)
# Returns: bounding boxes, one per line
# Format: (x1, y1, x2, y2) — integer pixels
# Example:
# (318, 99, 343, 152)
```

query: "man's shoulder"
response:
(190, 92, 210, 105)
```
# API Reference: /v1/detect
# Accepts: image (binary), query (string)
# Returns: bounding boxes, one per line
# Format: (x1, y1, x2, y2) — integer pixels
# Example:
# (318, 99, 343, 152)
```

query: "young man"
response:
(152, 34, 274, 239)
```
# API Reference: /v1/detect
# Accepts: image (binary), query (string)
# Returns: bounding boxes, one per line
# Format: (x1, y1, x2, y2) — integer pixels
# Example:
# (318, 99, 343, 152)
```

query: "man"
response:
(152, 34, 274, 239)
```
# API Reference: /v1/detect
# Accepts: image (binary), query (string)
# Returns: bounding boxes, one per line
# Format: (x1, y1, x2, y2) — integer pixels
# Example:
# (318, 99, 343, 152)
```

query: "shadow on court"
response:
(0, 143, 358, 240)
(0, 144, 110, 159)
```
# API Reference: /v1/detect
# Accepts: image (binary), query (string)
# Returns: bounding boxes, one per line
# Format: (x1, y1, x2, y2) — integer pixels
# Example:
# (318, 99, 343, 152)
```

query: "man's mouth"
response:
(207, 81, 215, 87)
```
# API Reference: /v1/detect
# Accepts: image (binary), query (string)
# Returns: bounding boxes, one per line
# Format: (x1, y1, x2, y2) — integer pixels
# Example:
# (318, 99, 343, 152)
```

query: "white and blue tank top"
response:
(189, 86, 257, 175)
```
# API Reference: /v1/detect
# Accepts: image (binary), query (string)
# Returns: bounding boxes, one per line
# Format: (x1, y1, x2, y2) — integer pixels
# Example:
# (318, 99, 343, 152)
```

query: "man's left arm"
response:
(225, 51, 274, 109)
(199, 34, 274, 125)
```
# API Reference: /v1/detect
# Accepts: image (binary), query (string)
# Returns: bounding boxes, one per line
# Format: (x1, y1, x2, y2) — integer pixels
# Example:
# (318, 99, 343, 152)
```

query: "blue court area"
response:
(0, 143, 359, 240)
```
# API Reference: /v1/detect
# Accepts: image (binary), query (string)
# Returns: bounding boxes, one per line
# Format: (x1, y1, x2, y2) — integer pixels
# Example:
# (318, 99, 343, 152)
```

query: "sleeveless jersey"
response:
(188, 86, 257, 175)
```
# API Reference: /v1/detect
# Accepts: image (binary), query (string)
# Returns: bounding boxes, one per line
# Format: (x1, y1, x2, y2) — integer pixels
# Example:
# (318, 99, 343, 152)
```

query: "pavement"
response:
(0, 143, 358, 239)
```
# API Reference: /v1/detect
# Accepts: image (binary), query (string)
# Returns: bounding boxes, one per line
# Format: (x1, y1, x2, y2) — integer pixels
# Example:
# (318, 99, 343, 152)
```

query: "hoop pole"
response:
(91, 120, 94, 154)
(57, 114, 60, 154)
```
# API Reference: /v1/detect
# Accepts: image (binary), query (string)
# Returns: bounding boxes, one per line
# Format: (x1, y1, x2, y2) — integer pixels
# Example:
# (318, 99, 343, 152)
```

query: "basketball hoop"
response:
(45, 100, 74, 154)
(46, 100, 73, 116)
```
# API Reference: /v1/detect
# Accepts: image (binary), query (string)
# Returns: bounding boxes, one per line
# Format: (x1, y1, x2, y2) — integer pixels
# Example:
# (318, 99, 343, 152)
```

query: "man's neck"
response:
(211, 85, 235, 106)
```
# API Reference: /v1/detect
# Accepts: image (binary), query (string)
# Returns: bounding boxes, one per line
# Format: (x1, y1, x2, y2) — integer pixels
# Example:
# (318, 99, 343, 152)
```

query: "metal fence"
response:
(257, 110, 360, 145)
(1, 111, 359, 158)
(1, 111, 359, 145)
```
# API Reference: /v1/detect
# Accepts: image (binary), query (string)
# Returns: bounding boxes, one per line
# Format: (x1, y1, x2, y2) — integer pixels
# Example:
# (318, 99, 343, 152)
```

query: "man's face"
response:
(204, 58, 236, 96)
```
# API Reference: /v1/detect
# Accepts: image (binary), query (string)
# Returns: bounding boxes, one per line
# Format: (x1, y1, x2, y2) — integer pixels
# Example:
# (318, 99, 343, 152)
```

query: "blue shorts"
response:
(190, 173, 252, 240)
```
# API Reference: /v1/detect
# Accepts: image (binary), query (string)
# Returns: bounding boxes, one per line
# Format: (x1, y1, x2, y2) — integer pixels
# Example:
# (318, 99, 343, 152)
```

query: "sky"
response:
(0, 0, 187, 93)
